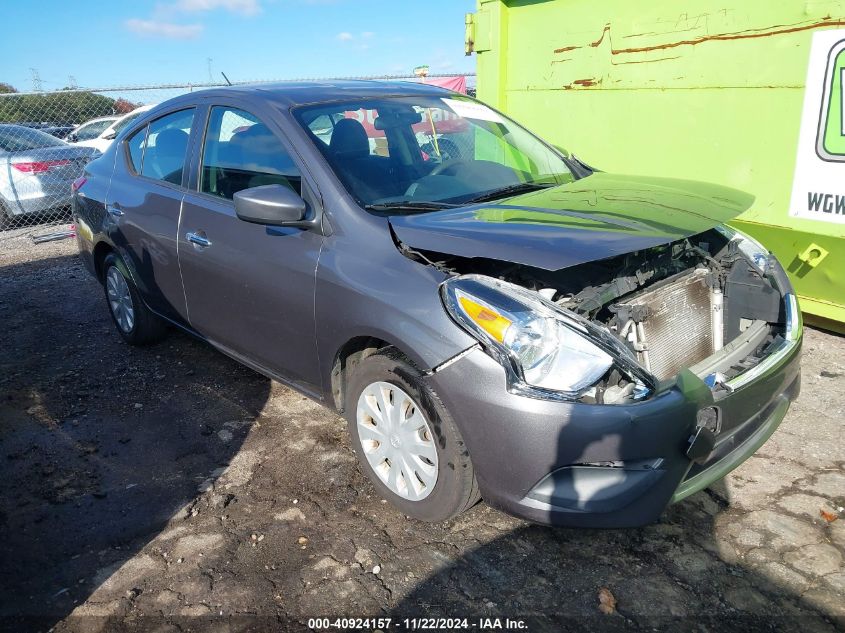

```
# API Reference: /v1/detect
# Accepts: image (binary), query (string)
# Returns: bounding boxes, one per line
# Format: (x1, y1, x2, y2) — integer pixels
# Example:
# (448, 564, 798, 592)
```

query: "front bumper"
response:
(427, 330, 801, 528)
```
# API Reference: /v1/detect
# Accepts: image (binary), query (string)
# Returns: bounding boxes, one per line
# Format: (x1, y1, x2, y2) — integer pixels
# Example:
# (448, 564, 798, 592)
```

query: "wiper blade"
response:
(465, 182, 555, 204)
(364, 200, 461, 212)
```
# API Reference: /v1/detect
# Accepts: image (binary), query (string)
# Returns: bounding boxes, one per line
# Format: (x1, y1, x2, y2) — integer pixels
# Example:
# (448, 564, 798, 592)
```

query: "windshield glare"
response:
(294, 95, 573, 209)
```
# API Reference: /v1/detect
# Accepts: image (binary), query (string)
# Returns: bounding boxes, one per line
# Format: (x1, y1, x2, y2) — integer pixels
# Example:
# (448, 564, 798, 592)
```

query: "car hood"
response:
(388, 173, 755, 271)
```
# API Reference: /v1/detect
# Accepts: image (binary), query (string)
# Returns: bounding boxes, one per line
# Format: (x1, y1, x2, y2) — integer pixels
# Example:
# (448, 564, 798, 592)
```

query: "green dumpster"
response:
(467, 0, 845, 331)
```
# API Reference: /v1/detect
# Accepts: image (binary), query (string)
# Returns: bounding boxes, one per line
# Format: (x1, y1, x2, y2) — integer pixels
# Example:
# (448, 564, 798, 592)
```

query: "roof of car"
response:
(171, 80, 454, 107)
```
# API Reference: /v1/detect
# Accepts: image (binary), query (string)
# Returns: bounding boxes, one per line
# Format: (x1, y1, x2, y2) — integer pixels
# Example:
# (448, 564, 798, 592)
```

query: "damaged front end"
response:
(382, 171, 801, 524)
(415, 224, 800, 408)
(398, 218, 802, 525)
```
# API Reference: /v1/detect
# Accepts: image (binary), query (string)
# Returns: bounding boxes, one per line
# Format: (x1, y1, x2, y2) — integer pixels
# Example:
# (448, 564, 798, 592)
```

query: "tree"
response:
(113, 98, 140, 114)
(0, 90, 119, 124)
(0, 83, 17, 94)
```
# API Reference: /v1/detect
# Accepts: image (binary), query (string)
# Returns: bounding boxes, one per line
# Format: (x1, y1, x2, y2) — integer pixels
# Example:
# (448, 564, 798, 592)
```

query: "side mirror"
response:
(102, 131, 117, 140)
(66, 133, 78, 143)
(234, 184, 308, 226)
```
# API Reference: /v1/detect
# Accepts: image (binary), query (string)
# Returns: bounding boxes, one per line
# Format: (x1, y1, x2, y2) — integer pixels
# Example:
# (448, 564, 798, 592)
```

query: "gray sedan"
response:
(0, 124, 98, 227)
(73, 82, 801, 528)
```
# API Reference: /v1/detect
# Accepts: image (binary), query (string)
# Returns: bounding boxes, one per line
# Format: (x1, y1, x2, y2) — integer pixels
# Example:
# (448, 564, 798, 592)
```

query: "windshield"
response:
(0, 125, 65, 152)
(293, 95, 574, 209)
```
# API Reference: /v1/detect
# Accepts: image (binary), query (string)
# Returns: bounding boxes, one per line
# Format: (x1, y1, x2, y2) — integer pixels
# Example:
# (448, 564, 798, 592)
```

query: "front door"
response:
(107, 108, 196, 321)
(178, 105, 323, 396)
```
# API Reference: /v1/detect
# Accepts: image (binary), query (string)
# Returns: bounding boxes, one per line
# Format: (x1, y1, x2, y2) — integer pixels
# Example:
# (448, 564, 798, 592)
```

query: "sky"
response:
(0, 0, 477, 92)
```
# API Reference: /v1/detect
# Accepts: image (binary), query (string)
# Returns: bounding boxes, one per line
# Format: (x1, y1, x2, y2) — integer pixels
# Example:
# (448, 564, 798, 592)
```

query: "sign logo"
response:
(816, 39, 845, 161)
(790, 30, 845, 224)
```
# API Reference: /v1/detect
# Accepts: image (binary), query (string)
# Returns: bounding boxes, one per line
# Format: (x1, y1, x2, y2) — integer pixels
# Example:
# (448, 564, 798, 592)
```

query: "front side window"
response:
(138, 109, 194, 185)
(200, 106, 301, 200)
(294, 95, 574, 208)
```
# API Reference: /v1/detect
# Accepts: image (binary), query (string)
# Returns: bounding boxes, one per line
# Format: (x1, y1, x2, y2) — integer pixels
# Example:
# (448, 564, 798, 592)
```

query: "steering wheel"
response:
(428, 158, 473, 177)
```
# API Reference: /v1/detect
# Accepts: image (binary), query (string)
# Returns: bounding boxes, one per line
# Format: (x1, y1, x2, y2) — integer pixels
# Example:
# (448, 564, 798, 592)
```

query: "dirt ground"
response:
(1, 229, 843, 633)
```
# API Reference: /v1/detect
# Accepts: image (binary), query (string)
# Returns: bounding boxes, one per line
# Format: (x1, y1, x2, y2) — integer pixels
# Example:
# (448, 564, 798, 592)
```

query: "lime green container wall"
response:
(470, 0, 845, 330)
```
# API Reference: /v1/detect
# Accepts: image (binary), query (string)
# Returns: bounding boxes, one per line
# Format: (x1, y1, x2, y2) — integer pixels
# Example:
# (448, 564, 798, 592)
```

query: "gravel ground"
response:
(0, 230, 843, 632)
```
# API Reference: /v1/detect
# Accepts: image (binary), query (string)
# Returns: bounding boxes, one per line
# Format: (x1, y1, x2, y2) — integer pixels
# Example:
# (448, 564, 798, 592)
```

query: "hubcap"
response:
(106, 266, 134, 333)
(356, 381, 438, 501)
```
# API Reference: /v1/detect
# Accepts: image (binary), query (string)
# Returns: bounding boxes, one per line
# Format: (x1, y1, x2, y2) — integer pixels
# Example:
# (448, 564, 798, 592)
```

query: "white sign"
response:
(441, 98, 504, 123)
(789, 30, 845, 224)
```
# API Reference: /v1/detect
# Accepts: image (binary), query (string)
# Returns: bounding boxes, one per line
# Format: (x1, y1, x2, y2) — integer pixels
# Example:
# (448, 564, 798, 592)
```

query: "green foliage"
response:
(0, 90, 119, 124)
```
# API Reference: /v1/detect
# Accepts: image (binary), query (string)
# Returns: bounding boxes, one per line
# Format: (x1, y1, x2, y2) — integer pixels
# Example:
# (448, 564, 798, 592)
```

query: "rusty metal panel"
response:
(473, 0, 845, 326)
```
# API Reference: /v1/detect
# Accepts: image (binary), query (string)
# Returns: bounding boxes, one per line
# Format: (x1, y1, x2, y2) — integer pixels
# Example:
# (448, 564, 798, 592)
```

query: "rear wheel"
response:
(345, 347, 480, 522)
(102, 253, 166, 345)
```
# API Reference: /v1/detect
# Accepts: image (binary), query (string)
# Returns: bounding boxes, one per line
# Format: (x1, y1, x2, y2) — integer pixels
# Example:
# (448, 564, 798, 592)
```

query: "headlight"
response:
(716, 225, 770, 273)
(442, 275, 627, 398)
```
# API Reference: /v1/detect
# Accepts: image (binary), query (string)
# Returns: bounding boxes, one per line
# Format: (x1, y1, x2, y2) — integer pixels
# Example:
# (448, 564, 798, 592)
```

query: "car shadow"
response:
(391, 402, 839, 632)
(391, 487, 837, 631)
(0, 253, 272, 631)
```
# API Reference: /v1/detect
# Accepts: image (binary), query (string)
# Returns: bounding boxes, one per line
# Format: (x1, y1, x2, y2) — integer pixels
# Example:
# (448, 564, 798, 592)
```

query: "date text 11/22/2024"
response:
(307, 617, 528, 630)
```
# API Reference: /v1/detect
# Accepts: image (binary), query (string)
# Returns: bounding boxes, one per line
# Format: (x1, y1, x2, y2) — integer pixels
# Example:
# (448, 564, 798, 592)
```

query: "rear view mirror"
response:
(234, 184, 308, 226)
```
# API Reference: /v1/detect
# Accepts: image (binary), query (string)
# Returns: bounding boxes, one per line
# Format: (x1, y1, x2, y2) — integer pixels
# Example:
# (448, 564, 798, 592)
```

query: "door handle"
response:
(106, 205, 123, 217)
(186, 232, 212, 248)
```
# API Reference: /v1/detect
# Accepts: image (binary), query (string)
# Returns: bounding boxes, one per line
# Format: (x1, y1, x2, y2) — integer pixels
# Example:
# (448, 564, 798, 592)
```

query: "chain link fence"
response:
(0, 74, 475, 241)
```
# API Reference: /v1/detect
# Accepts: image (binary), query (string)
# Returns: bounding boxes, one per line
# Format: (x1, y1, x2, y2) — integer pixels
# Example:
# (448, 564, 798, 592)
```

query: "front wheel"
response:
(102, 253, 166, 345)
(345, 347, 480, 522)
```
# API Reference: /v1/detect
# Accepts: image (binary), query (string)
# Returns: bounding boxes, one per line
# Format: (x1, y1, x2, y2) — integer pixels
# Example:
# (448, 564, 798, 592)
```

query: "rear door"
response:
(107, 108, 195, 321)
(178, 103, 323, 396)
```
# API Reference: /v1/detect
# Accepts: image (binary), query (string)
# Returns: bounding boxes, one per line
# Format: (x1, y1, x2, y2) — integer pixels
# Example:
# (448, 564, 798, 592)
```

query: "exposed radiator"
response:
(615, 268, 715, 380)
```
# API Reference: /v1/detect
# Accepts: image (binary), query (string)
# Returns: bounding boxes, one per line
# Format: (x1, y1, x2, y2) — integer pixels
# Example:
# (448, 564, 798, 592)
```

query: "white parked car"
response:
(75, 104, 156, 153)
(65, 116, 119, 144)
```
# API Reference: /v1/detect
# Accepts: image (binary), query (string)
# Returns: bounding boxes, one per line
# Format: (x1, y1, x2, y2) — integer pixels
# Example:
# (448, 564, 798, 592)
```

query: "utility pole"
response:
(207, 58, 214, 83)
(29, 68, 43, 92)
(68, 75, 78, 89)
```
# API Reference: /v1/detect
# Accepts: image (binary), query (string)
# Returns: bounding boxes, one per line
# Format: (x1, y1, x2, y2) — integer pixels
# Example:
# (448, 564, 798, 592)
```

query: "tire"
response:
(344, 347, 481, 522)
(102, 253, 167, 345)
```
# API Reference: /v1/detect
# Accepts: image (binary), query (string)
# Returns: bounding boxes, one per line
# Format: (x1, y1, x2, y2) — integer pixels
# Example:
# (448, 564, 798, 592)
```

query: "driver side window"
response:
(200, 106, 301, 200)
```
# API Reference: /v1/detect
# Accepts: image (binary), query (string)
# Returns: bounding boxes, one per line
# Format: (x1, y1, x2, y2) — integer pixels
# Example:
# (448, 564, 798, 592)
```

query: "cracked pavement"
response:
(0, 234, 843, 632)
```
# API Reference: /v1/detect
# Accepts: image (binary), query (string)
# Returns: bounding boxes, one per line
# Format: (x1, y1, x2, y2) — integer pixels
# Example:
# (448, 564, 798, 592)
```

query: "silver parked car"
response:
(0, 124, 98, 227)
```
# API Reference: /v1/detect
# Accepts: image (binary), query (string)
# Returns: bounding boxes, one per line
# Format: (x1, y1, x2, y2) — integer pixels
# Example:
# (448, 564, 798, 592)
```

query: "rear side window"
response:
(127, 126, 147, 173)
(200, 106, 301, 200)
(139, 109, 194, 185)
